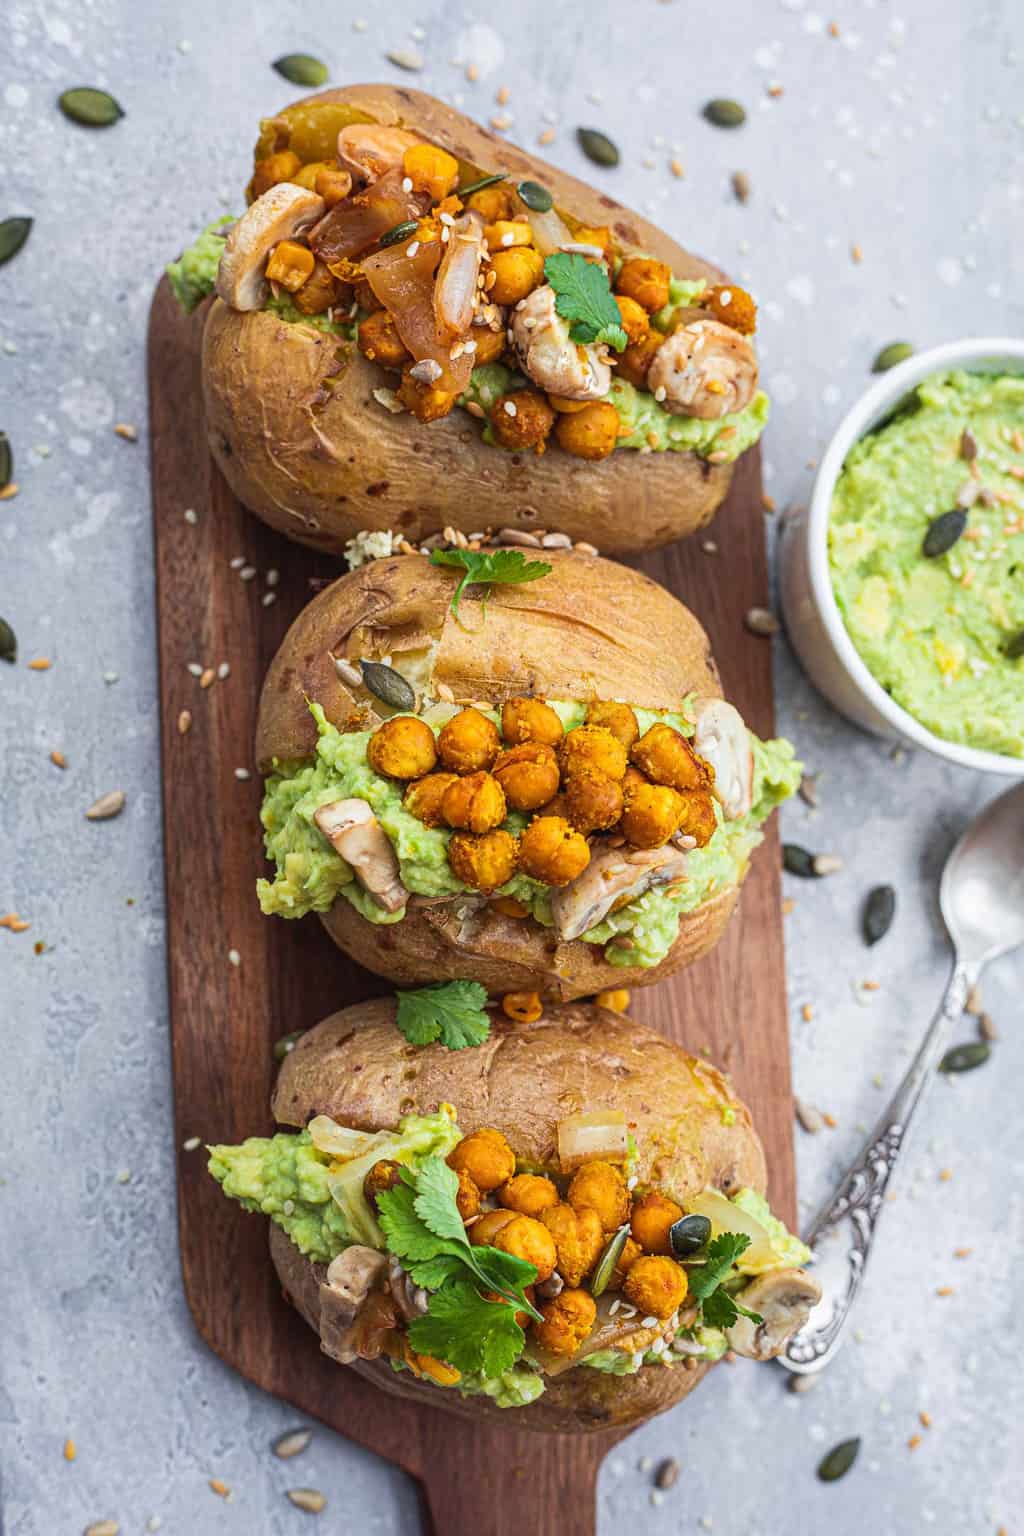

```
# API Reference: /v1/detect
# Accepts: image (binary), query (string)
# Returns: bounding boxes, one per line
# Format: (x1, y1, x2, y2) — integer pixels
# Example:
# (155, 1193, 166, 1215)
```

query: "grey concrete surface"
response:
(1, 0, 1022, 1531)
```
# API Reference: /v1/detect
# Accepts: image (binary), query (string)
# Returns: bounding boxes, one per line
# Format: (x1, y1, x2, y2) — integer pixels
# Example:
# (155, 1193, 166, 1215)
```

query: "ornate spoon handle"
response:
(781, 958, 977, 1373)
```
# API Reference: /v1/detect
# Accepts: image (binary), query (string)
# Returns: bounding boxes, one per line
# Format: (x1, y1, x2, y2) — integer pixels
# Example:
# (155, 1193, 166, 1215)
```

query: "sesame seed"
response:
(503, 400, 518, 417)
(262, 590, 278, 607)
(402, 176, 413, 192)
(50, 749, 67, 769)
(229, 555, 246, 570)
(177, 710, 192, 735)
(183, 1136, 201, 1152)
(670, 158, 684, 178)
(234, 767, 251, 781)
(627, 1174, 638, 1189)
(642, 1315, 658, 1328)
(64, 1438, 76, 1461)
(406, 241, 420, 259)
(283, 1199, 295, 1215)
(537, 128, 556, 146)
(228, 949, 241, 968)
(239, 565, 257, 581)
(208, 1478, 230, 1498)
(187, 662, 203, 677)
(183, 507, 198, 525)
(217, 661, 230, 681)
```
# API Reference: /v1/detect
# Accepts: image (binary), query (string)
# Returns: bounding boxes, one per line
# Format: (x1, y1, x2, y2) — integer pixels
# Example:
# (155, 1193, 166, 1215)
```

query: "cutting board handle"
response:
(418, 1437, 603, 1536)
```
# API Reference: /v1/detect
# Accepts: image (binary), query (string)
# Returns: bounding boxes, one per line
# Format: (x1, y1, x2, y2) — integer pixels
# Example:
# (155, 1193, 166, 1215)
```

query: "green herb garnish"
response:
(543, 252, 627, 352)
(430, 547, 551, 618)
(395, 980, 491, 1051)
(685, 1231, 764, 1330)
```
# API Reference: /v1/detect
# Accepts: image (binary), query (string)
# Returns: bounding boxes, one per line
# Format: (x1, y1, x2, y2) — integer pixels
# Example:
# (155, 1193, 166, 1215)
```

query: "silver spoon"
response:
(781, 780, 1024, 1375)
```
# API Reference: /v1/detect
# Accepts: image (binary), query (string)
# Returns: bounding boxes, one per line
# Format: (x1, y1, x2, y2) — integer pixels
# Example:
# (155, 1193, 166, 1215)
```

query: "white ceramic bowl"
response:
(779, 337, 1024, 777)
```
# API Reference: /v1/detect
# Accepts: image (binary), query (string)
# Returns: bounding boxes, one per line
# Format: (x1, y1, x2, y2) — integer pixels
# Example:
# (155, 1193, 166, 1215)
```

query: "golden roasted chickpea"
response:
(455, 1167, 482, 1222)
(314, 166, 353, 208)
(363, 1158, 402, 1211)
(292, 258, 342, 316)
(518, 816, 591, 887)
(466, 183, 519, 222)
(607, 1234, 642, 1291)
(493, 1214, 558, 1282)
(564, 770, 624, 834)
(484, 219, 534, 252)
(251, 149, 302, 198)
(499, 1173, 559, 1218)
(469, 324, 508, 366)
(367, 716, 438, 779)
(614, 294, 651, 347)
(558, 725, 628, 783)
(546, 394, 590, 414)
(631, 723, 711, 792)
(469, 1208, 518, 1246)
(448, 828, 519, 891)
(540, 1202, 605, 1288)
(704, 282, 758, 336)
(585, 701, 640, 750)
(567, 1159, 629, 1233)
(534, 1288, 597, 1357)
(675, 789, 719, 849)
(402, 142, 460, 202)
(500, 991, 544, 1025)
(629, 1191, 684, 1255)
(493, 742, 560, 813)
(436, 706, 501, 773)
(291, 158, 334, 192)
(397, 367, 459, 423)
(622, 1254, 689, 1320)
(448, 1127, 516, 1193)
(358, 309, 410, 369)
(442, 770, 507, 833)
(501, 697, 564, 747)
(554, 400, 620, 461)
(488, 245, 546, 306)
(616, 256, 672, 314)
(490, 390, 555, 453)
(616, 328, 664, 389)
(403, 771, 460, 827)
(620, 780, 686, 849)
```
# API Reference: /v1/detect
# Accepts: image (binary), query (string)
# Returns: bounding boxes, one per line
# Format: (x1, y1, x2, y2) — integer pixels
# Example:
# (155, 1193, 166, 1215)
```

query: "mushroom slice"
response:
(313, 798, 408, 914)
(693, 698, 754, 821)
(646, 318, 758, 420)
(511, 284, 612, 402)
(319, 1245, 390, 1365)
(724, 1268, 822, 1361)
(215, 184, 325, 312)
(434, 210, 486, 342)
(337, 124, 423, 184)
(551, 843, 688, 943)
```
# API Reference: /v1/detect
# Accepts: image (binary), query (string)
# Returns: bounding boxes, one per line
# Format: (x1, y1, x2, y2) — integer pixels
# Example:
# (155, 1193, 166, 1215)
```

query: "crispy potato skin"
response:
(266, 1002, 761, 1432)
(201, 84, 736, 554)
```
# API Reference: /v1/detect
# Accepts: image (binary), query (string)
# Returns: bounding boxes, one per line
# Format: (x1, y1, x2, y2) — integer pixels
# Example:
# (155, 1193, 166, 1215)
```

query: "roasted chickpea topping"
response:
(436, 706, 501, 773)
(558, 725, 628, 782)
(250, 149, 302, 199)
(585, 701, 640, 750)
(314, 166, 353, 208)
(674, 790, 719, 848)
(501, 697, 564, 747)
(704, 283, 758, 336)
(363, 1158, 402, 1211)
(442, 770, 507, 833)
(493, 1214, 558, 1282)
(540, 1202, 605, 1288)
(607, 1234, 642, 1291)
(367, 716, 438, 780)
(622, 764, 647, 797)
(397, 367, 459, 423)
(358, 309, 410, 369)
(448, 828, 519, 890)
(291, 159, 335, 194)
(484, 219, 534, 252)
(631, 723, 711, 792)
(620, 780, 686, 848)
(468, 1208, 518, 1246)
(518, 815, 591, 886)
(501, 990, 544, 1025)
(546, 394, 590, 414)
(465, 183, 519, 222)
(614, 293, 651, 347)
(490, 390, 555, 453)
(470, 324, 508, 366)
(564, 770, 624, 834)
(266, 239, 315, 294)
(615, 256, 672, 314)
(595, 987, 631, 1013)
(493, 742, 560, 812)
(404, 771, 460, 827)
(403, 143, 460, 202)
(415, 1353, 462, 1386)
(499, 1173, 559, 1218)
(292, 258, 342, 316)
(616, 329, 664, 389)
(554, 400, 620, 461)
(489, 245, 546, 306)
(629, 1191, 684, 1255)
(534, 1288, 597, 1357)
(455, 1167, 482, 1222)
(566, 1159, 629, 1233)
(448, 1128, 516, 1192)
(622, 1254, 689, 1320)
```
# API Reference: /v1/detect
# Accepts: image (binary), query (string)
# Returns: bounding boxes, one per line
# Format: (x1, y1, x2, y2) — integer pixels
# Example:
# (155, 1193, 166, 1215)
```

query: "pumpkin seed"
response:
(0, 217, 32, 267)
(456, 173, 508, 200)
(85, 790, 126, 821)
(939, 1042, 990, 1074)
(871, 341, 913, 373)
(669, 1213, 712, 1257)
(577, 127, 620, 167)
(922, 508, 967, 558)
(1002, 628, 1024, 660)
(58, 87, 124, 127)
(703, 98, 746, 129)
(273, 1427, 313, 1459)
(274, 1030, 305, 1062)
(0, 430, 10, 490)
(286, 1488, 327, 1513)
(360, 659, 415, 710)
(0, 616, 16, 664)
(379, 219, 420, 248)
(863, 884, 896, 945)
(783, 844, 816, 878)
(817, 1437, 860, 1482)
(589, 1222, 631, 1297)
(272, 54, 329, 87)
(517, 179, 553, 213)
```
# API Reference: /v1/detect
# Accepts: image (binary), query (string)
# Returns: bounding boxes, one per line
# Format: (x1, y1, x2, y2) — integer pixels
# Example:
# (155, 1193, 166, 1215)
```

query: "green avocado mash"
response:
(732, 1187, 812, 1270)
(167, 217, 234, 313)
(830, 370, 1024, 757)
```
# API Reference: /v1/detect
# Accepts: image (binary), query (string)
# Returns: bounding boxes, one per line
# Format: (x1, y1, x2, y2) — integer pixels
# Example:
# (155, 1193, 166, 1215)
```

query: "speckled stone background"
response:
(2, 0, 1022, 1531)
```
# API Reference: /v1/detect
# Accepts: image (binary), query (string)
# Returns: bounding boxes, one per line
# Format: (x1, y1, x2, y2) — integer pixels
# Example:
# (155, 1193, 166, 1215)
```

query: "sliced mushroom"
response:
(313, 799, 408, 913)
(647, 318, 758, 420)
(511, 284, 612, 402)
(318, 1245, 389, 1365)
(693, 698, 754, 820)
(434, 210, 486, 342)
(551, 843, 689, 943)
(386, 1255, 430, 1322)
(724, 1268, 822, 1361)
(337, 124, 423, 184)
(215, 183, 325, 311)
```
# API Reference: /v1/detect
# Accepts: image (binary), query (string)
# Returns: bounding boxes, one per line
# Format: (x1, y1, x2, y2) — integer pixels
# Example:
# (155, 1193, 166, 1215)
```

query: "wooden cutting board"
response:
(148, 275, 794, 1536)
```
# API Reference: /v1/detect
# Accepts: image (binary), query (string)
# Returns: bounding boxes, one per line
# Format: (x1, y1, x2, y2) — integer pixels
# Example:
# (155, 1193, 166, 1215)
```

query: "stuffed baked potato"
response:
(209, 999, 819, 1432)
(255, 551, 800, 1000)
(169, 84, 769, 554)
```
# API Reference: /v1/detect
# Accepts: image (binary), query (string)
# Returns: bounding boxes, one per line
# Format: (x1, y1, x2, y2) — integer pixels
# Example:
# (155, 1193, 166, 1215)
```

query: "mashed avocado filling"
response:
(167, 217, 234, 313)
(258, 703, 800, 966)
(830, 370, 1024, 758)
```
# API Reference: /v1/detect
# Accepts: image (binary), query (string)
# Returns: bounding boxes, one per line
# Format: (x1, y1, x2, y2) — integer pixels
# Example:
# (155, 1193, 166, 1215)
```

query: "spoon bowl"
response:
(940, 782, 1024, 966)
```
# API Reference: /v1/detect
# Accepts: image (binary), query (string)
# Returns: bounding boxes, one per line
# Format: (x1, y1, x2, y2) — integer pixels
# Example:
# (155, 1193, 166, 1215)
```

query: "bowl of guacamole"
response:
(780, 338, 1024, 775)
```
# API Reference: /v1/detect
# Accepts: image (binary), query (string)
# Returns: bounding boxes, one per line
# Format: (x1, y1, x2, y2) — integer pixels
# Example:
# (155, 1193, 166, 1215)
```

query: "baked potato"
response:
(254, 551, 801, 999)
(168, 84, 769, 555)
(208, 998, 819, 1433)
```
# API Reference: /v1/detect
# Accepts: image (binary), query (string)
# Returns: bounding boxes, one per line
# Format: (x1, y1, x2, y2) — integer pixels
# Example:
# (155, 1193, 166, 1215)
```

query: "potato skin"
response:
(201, 83, 736, 554)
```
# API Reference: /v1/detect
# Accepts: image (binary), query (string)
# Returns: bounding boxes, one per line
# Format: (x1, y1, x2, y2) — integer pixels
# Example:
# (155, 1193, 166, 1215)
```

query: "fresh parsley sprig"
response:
(395, 980, 491, 1051)
(430, 547, 551, 619)
(543, 252, 628, 352)
(685, 1232, 764, 1331)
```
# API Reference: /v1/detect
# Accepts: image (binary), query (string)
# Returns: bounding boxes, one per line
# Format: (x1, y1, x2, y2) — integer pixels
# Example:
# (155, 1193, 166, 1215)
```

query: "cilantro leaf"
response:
(395, 980, 490, 1051)
(686, 1232, 752, 1303)
(408, 1278, 526, 1378)
(413, 1156, 469, 1246)
(377, 1177, 464, 1266)
(543, 252, 628, 352)
(701, 1288, 764, 1331)
(429, 549, 552, 620)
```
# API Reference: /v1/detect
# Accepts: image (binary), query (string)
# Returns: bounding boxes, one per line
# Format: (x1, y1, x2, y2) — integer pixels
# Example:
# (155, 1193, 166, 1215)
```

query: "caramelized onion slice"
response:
(557, 1108, 629, 1172)
(363, 236, 474, 393)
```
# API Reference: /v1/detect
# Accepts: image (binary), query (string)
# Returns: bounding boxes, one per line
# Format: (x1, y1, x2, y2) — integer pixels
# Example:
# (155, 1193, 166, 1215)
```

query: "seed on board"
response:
(922, 508, 967, 558)
(274, 1030, 305, 1061)
(872, 341, 913, 373)
(0, 216, 33, 268)
(0, 430, 11, 489)
(978, 1012, 998, 1042)
(813, 853, 843, 876)
(655, 1458, 680, 1490)
(287, 1488, 327, 1512)
(182, 1135, 201, 1152)
(1002, 628, 1024, 660)
(863, 884, 896, 945)
(795, 1098, 823, 1134)
(199, 667, 216, 689)
(114, 423, 138, 442)
(939, 1042, 990, 1074)
(731, 170, 751, 203)
(208, 1478, 230, 1497)
(85, 790, 126, 822)
(360, 659, 416, 711)
(577, 127, 620, 167)
(386, 47, 424, 72)
(0, 616, 16, 664)
(177, 710, 192, 735)
(798, 773, 819, 808)
(817, 1438, 860, 1482)
(703, 98, 746, 129)
(274, 1428, 313, 1459)
(959, 427, 978, 461)
(84, 1523, 120, 1536)
(964, 984, 983, 1016)
(745, 606, 780, 636)
(272, 53, 329, 87)
(58, 87, 125, 127)
(783, 844, 815, 878)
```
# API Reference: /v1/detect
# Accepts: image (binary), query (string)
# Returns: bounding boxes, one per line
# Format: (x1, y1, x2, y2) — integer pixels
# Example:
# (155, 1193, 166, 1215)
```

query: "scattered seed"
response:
(274, 1030, 305, 1061)
(333, 656, 363, 688)
(669, 158, 685, 179)
(0, 430, 10, 491)
(703, 98, 746, 129)
(939, 1042, 990, 1074)
(85, 790, 126, 822)
(655, 1458, 680, 1490)
(380, 219, 419, 248)
(782, 897, 795, 915)
(0, 217, 33, 268)
(84, 1524, 120, 1536)
(541, 531, 572, 549)
(28, 656, 51, 671)
(182, 1136, 201, 1152)
(701, 538, 718, 555)
(745, 606, 780, 636)
(199, 667, 216, 689)
(64, 1438, 76, 1461)
(262, 590, 278, 608)
(872, 341, 913, 373)
(573, 540, 599, 556)
(863, 884, 896, 945)
(0, 913, 31, 933)
(788, 1371, 820, 1394)
(918, 1410, 932, 1429)
(517, 179, 553, 213)
(907, 1434, 922, 1450)
(953, 1247, 972, 1259)
(59, 87, 124, 127)
(935, 1286, 955, 1298)
(0, 480, 18, 500)
(360, 659, 416, 711)
(274, 1428, 313, 1460)
(228, 948, 241, 968)
(798, 773, 819, 808)
(177, 710, 192, 735)
(795, 1099, 823, 1134)
(217, 661, 231, 681)
(183, 507, 198, 525)
(731, 170, 751, 203)
(50, 749, 67, 769)
(387, 46, 424, 72)
(801, 1003, 814, 1022)
(234, 767, 251, 781)
(964, 984, 983, 1016)
(114, 423, 138, 442)
(272, 53, 328, 87)
(817, 1438, 860, 1483)
(208, 1478, 230, 1498)
(923, 508, 967, 558)
(938, 1168, 953, 1182)
(577, 127, 619, 167)
(0, 616, 16, 664)
(783, 844, 815, 878)
(287, 1488, 327, 1513)
(978, 1012, 998, 1042)
(959, 428, 978, 461)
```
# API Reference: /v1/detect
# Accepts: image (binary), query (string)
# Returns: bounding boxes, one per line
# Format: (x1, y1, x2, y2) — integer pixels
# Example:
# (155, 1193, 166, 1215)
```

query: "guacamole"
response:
(830, 370, 1024, 757)
(167, 217, 233, 313)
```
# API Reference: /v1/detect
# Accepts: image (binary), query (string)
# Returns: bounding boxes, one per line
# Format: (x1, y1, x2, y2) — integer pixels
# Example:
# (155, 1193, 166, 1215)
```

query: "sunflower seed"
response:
(84, 1524, 120, 1536)
(703, 98, 746, 129)
(386, 47, 424, 72)
(0, 217, 33, 268)
(0, 616, 16, 664)
(333, 656, 363, 688)
(744, 606, 780, 636)
(939, 1042, 990, 1074)
(798, 773, 819, 808)
(923, 508, 967, 558)
(655, 1458, 680, 1490)
(577, 127, 620, 167)
(379, 219, 419, 248)
(872, 341, 913, 373)
(272, 54, 328, 87)
(813, 853, 843, 877)
(1003, 628, 1024, 660)
(795, 1098, 824, 1134)
(360, 659, 415, 711)
(177, 709, 192, 735)
(956, 479, 981, 509)
(0, 430, 11, 490)
(59, 87, 124, 127)
(540, 531, 572, 549)
(496, 528, 542, 547)
(978, 1012, 998, 1042)
(817, 1437, 860, 1482)
(517, 179, 553, 212)
(85, 790, 126, 821)
(731, 170, 751, 203)
(273, 1428, 313, 1459)
(964, 985, 983, 1017)
(959, 427, 978, 461)
(287, 1488, 327, 1512)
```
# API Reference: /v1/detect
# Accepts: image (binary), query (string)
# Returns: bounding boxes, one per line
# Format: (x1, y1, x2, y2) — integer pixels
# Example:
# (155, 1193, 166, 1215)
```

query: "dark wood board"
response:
(148, 274, 794, 1536)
